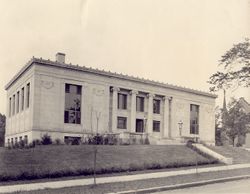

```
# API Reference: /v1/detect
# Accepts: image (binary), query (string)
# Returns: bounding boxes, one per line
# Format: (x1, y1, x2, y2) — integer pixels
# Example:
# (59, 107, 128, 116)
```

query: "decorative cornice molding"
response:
(147, 93, 155, 98)
(111, 86, 120, 92)
(129, 90, 138, 95)
(5, 57, 217, 99)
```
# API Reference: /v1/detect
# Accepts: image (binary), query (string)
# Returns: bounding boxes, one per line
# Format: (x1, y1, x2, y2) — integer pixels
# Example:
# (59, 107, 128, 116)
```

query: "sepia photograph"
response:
(0, 0, 249, 193)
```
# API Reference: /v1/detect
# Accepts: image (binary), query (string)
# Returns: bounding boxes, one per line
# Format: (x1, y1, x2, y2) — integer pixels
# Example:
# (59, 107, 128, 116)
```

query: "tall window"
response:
(117, 117, 127, 129)
(9, 97, 11, 117)
(26, 83, 30, 108)
(153, 121, 160, 132)
(17, 91, 20, 113)
(190, 104, 199, 134)
(12, 95, 15, 115)
(118, 93, 127, 109)
(64, 84, 81, 124)
(21, 87, 24, 111)
(136, 96, 144, 112)
(153, 99, 161, 114)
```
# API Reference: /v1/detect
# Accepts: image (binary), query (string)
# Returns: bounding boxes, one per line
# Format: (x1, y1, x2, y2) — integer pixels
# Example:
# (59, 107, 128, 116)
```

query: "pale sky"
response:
(0, 0, 249, 114)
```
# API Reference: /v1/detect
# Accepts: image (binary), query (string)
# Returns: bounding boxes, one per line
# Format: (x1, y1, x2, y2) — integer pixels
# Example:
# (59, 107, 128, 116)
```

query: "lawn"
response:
(11, 168, 250, 194)
(207, 145, 250, 164)
(0, 145, 218, 181)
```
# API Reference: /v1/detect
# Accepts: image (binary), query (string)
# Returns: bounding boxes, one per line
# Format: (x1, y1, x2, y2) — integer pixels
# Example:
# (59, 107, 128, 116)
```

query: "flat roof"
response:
(5, 57, 217, 98)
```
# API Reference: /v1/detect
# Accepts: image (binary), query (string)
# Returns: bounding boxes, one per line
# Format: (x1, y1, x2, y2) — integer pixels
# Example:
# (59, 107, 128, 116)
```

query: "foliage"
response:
(41, 134, 52, 145)
(208, 38, 250, 91)
(0, 113, 6, 147)
(214, 106, 223, 146)
(224, 98, 250, 146)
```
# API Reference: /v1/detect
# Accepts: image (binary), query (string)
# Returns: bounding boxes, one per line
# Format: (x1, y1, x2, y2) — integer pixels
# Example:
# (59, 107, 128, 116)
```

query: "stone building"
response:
(5, 53, 216, 146)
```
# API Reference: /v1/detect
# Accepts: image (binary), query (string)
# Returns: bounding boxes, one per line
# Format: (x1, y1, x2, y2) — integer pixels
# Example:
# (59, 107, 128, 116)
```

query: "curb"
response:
(107, 175, 250, 194)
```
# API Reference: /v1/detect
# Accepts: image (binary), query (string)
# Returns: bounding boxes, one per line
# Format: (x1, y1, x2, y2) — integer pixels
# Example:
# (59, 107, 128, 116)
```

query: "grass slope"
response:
(0, 145, 217, 181)
(207, 145, 250, 164)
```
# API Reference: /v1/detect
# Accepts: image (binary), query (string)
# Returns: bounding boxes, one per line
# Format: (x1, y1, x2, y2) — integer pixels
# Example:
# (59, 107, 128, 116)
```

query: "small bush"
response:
(54, 138, 61, 145)
(72, 138, 80, 145)
(144, 137, 150, 145)
(93, 134, 103, 145)
(41, 134, 52, 145)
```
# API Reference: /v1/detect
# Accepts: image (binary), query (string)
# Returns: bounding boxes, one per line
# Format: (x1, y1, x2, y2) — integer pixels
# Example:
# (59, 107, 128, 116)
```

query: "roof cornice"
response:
(5, 57, 217, 98)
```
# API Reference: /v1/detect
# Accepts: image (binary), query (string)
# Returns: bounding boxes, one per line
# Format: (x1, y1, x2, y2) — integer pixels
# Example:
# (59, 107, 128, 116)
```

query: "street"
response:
(153, 179, 250, 194)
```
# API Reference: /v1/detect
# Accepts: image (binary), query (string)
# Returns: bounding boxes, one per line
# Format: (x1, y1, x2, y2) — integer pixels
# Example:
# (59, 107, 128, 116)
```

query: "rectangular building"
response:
(5, 53, 217, 146)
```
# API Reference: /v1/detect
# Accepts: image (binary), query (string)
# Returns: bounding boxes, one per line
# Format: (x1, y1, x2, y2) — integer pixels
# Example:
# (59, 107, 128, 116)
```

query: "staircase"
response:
(150, 137, 185, 145)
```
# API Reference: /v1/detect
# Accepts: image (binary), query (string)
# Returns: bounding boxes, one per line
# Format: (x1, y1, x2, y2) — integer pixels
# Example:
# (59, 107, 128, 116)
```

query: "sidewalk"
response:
(1, 163, 250, 193)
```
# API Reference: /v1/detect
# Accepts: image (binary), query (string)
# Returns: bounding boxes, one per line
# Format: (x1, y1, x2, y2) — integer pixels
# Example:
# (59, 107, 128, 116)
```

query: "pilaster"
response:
(130, 90, 138, 132)
(147, 93, 154, 134)
(111, 87, 120, 132)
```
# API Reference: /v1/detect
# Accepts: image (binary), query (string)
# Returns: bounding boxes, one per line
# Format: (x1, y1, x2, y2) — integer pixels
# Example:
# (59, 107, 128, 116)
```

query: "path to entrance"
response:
(1, 163, 250, 193)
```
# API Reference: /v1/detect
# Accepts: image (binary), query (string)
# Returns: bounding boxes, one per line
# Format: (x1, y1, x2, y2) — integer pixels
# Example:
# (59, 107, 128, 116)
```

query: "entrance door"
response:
(136, 119, 144, 133)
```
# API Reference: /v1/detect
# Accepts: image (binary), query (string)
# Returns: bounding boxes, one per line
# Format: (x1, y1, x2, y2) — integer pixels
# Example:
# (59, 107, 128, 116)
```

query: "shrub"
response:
(93, 134, 103, 145)
(71, 138, 80, 145)
(41, 134, 52, 145)
(144, 137, 150, 145)
(19, 140, 26, 149)
(54, 138, 61, 145)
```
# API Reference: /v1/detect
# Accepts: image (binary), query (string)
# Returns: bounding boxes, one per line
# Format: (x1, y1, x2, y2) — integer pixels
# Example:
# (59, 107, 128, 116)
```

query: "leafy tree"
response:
(208, 38, 250, 91)
(224, 98, 250, 146)
(0, 113, 6, 146)
(214, 106, 222, 145)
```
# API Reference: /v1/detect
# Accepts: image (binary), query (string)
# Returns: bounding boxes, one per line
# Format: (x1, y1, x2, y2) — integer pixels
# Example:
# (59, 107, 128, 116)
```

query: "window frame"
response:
(117, 93, 127, 110)
(190, 104, 199, 134)
(153, 99, 161, 114)
(26, 83, 30, 108)
(64, 83, 82, 124)
(117, 116, 127, 129)
(136, 96, 145, 112)
(153, 120, 161, 132)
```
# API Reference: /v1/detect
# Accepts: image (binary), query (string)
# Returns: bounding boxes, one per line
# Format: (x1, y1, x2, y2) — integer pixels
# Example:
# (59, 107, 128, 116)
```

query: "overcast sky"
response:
(0, 0, 249, 114)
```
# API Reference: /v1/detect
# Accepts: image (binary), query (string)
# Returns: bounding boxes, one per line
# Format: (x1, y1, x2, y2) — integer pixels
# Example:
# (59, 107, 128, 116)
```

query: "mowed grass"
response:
(0, 145, 218, 181)
(207, 145, 250, 164)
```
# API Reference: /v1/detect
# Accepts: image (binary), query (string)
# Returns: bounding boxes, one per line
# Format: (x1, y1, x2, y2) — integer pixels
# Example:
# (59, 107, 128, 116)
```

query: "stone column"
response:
(130, 90, 137, 132)
(163, 96, 172, 138)
(163, 96, 169, 138)
(111, 87, 120, 132)
(147, 93, 154, 134)
(168, 97, 173, 138)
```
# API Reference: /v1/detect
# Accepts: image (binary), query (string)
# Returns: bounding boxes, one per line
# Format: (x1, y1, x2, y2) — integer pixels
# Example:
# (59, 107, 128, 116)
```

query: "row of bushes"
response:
(8, 133, 150, 149)
(0, 159, 218, 182)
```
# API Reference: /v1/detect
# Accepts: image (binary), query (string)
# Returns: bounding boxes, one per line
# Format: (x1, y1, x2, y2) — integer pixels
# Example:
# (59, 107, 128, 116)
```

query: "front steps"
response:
(150, 137, 185, 145)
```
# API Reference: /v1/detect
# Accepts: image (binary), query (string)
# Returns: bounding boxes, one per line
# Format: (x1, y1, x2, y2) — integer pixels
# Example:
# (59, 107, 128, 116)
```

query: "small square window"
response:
(153, 121, 160, 132)
(117, 117, 127, 129)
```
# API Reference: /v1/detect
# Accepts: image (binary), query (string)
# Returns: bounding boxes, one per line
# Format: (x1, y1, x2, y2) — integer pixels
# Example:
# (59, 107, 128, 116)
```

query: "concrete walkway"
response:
(1, 163, 250, 193)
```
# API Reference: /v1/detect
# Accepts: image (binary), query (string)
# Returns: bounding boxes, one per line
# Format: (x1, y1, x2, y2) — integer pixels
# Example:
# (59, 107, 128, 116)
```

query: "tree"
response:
(0, 113, 6, 146)
(208, 38, 250, 92)
(224, 98, 250, 146)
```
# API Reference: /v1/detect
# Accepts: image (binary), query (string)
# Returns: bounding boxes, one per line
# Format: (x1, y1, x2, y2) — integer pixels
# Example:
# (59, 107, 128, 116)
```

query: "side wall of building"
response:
(5, 66, 35, 145)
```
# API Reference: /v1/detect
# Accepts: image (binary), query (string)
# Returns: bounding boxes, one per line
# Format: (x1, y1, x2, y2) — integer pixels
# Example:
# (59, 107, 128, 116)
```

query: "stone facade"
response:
(5, 54, 217, 146)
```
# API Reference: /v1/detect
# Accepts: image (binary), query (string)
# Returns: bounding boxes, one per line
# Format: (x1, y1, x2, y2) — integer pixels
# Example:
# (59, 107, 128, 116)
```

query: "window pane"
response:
(21, 87, 24, 111)
(136, 97, 144, 112)
(17, 92, 19, 113)
(117, 117, 127, 129)
(64, 84, 82, 124)
(190, 104, 199, 134)
(153, 121, 160, 132)
(26, 83, 30, 108)
(118, 93, 127, 109)
(153, 99, 160, 114)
